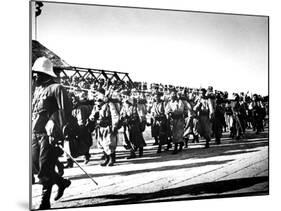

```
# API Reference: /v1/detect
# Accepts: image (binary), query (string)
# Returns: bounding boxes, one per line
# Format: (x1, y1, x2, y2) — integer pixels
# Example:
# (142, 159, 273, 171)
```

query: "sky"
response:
(31, 1, 268, 95)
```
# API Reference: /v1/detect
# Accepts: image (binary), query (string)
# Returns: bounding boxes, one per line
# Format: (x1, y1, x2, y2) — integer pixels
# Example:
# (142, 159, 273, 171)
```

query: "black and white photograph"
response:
(30, 1, 269, 210)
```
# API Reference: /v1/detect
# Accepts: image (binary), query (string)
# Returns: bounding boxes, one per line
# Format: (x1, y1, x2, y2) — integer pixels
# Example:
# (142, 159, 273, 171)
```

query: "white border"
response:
(1, 0, 278, 211)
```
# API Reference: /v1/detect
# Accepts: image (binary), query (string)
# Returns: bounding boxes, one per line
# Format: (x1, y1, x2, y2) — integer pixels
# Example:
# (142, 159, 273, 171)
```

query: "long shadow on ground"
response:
(67, 137, 268, 180)
(62, 176, 269, 207)
(61, 129, 268, 167)
(67, 159, 234, 179)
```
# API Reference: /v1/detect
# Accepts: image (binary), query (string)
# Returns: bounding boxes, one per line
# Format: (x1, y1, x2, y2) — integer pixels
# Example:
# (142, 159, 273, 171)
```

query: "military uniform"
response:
(32, 57, 72, 209)
(89, 100, 120, 166)
(70, 103, 93, 164)
(165, 97, 188, 153)
(120, 100, 146, 158)
(193, 94, 214, 148)
(151, 100, 169, 153)
(32, 82, 72, 209)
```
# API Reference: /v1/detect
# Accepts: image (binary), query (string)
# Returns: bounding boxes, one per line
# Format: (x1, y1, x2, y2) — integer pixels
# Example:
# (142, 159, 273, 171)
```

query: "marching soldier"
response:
(225, 100, 234, 136)
(212, 94, 225, 144)
(193, 88, 214, 148)
(32, 57, 71, 209)
(165, 88, 188, 154)
(70, 93, 93, 165)
(120, 94, 147, 158)
(136, 92, 148, 133)
(150, 91, 169, 153)
(232, 94, 245, 139)
(180, 89, 196, 148)
(249, 94, 265, 134)
(88, 92, 120, 167)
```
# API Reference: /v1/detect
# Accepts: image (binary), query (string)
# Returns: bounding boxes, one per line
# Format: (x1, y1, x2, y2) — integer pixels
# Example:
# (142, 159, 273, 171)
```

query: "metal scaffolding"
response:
(56, 66, 135, 89)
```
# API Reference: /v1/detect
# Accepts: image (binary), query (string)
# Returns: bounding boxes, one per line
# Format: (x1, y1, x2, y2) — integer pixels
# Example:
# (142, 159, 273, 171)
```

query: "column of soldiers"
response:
(32, 57, 268, 210)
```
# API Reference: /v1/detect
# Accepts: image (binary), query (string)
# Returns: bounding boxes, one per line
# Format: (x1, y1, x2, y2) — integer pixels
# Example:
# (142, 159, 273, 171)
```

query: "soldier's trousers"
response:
(32, 133, 63, 186)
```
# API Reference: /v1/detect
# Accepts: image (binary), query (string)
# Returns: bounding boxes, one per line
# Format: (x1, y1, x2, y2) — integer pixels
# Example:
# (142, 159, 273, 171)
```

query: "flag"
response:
(35, 1, 44, 17)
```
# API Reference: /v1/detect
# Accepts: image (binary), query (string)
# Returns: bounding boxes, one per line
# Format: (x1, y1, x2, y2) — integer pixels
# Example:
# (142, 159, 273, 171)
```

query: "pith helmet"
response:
(32, 57, 57, 78)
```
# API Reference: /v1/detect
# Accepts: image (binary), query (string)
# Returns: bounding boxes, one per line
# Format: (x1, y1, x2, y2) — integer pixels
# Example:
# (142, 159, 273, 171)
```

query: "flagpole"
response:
(35, 15, 37, 40)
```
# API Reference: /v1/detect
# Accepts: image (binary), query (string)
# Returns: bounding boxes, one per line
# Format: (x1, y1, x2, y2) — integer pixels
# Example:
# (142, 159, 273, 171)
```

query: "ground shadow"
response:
(114, 139, 267, 165)
(62, 176, 268, 206)
(60, 129, 268, 167)
(68, 159, 234, 180)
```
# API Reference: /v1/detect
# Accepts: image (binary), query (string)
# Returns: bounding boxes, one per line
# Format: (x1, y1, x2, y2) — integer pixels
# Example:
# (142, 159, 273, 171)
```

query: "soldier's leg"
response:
(153, 136, 159, 146)
(107, 152, 115, 167)
(178, 142, 184, 152)
(32, 134, 40, 184)
(215, 133, 221, 144)
(65, 157, 73, 168)
(205, 137, 210, 148)
(53, 173, 71, 201)
(100, 151, 110, 166)
(38, 184, 52, 210)
(157, 143, 162, 153)
(37, 135, 58, 209)
(56, 159, 64, 176)
(139, 147, 144, 157)
(127, 149, 137, 159)
(214, 123, 221, 145)
(63, 141, 73, 168)
(184, 137, 189, 148)
(165, 138, 172, 151)
(172, 143, 179, 154)
(194, 134, 199, 143)
(112, 151, 116, 163)
(83, 153, 91, 165)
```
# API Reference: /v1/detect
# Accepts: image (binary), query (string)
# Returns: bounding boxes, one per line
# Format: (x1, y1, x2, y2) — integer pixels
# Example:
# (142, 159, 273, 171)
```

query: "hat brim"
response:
(32, 69, 57, 78)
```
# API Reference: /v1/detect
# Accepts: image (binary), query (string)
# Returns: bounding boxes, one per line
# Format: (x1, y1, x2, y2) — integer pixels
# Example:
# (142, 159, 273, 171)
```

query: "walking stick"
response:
(58, 145, 98, 186)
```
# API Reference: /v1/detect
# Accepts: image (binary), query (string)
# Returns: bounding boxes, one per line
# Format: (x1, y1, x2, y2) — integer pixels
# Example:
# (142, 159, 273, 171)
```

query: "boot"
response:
(65, 158, 73, 168)
(165, 140, 172, 151)
(184, 138, 188, 148)
(107, 154, 115, 166)
(172, 143, 178, 154)
(215, 137, 221, 145)
(123, 144, 130, 150)
(178, 142, 183, 152)
(56, 160, 64, 176)
(127, 150, 136, 159)
(153, 138, 159, 146)
(157, 144, 162, 154)
(139, 147, 144, 157)
(205, 138, 210, 148)
(100, 153, 110, 166)
(84, 153, 90, 165)
(112, 152, 116, 163)
(194, 135, 199, 143)
(54, 179, 71, 201)
(100, 153, 106, 160)
(38, 185, 52, 210)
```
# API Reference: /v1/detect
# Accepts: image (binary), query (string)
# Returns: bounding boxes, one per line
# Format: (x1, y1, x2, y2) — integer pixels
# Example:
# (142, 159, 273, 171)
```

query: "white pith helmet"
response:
(32, 57, 57, 78)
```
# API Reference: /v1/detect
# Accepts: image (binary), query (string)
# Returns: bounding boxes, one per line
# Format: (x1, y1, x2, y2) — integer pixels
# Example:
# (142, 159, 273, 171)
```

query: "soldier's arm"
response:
(109, 102, 120, 130)
(165, 102, 172, 119)
(193, 99, 202, 112)
(185, 101, 192, 117)
(208, 98, 215, 119)
(46, 84, 72, 139)
(89, 105, 99, 121)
